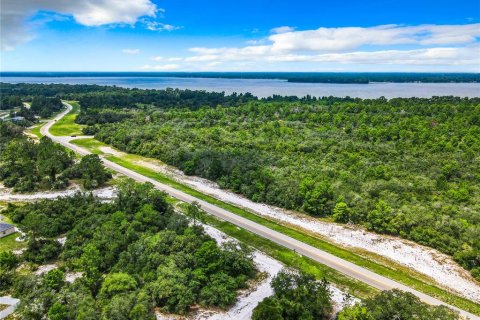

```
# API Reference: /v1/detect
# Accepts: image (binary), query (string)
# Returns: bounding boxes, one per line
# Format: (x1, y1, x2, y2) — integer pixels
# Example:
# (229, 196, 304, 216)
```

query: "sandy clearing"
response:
(66, 272, 83, 283)
(34, 264, 57, 275)
(135, 158, 480, 302)
(100, 146, 125, 157)
(0, 184, 117, 202)
(57, 237, 67, 246)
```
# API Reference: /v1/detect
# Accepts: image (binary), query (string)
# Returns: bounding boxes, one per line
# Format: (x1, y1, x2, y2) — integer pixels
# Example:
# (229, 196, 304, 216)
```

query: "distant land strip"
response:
(1, 72, 479, 84)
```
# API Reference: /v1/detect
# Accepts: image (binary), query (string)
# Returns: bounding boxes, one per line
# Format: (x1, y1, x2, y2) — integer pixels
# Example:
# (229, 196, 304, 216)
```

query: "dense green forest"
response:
(0, 95, 22, 109)
(30, 96, 63, 118)
(0, 181, 257, 318)
(83, 96, 480, 280)
(2, 83, 479, 279)
(0, 83, 475, 318)
(0, 122, 111, 191)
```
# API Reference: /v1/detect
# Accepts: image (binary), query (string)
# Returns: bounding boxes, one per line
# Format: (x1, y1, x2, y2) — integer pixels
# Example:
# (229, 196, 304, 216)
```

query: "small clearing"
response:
(99, 146, 125, 157)
(0, 184, 117, 202)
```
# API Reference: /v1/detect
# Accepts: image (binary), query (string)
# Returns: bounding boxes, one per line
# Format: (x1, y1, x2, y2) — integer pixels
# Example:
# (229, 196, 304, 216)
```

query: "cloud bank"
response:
(177, 24, 480, 70)
(1, 0, 158, 50)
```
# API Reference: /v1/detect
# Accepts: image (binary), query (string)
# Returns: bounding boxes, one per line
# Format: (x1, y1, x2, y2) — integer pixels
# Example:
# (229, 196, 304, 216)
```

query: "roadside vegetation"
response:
(252, 272, 459, 320)
(83, 96, 480, 282)
(336, 289, 459, 320)
(70, 137, 480, 315)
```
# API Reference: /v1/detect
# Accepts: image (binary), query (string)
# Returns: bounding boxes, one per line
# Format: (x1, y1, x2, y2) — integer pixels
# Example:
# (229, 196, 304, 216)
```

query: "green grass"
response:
(0, 212, 25, 253)
(49, 101, 85, 136)
(0, 233, 25, 253)
(70, 138, 480, 315)
(26, 122, 47, 139)
(70, 138, 105, 153)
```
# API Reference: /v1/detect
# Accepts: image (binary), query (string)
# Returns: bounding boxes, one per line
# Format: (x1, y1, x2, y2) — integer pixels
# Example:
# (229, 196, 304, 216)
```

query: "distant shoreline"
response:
(1, 72, 479, 84)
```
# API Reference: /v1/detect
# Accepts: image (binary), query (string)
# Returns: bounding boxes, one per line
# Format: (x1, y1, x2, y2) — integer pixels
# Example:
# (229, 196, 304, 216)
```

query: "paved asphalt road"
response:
(42, 103, 479, 320)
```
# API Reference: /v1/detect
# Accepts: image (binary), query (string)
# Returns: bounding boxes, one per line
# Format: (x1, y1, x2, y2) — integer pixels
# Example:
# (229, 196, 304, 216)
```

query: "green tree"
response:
(337, 305, 374, 320)
(100, 273, 137, 299)
(338, 289, 459, 320)
(0, 251, 19, 269)
(252, 297, 283, 320)
(333, 201, 351, 223)
(44, 269, 65, 291)
(186, 201, 204, 226)
(367, 200, 396, 234)
(48, 302, 69, 320)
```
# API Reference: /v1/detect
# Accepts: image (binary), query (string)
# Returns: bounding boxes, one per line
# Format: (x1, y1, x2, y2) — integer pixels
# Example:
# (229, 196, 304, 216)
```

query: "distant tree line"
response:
(2, 72, 479, 83)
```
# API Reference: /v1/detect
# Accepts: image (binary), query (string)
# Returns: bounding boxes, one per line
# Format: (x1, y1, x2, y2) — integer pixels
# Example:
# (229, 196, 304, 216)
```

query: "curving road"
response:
(43, 103, 479, 320)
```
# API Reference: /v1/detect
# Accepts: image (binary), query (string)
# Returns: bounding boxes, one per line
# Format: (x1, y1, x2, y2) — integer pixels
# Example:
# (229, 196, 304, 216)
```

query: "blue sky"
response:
(1, 0, 479, 71)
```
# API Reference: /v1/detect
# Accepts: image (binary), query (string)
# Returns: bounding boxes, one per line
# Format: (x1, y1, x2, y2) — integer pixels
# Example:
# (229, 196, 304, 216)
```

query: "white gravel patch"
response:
(0, 184, 117, 202)
(136, 159, 480, 303)
(12, 248, 26, 255)
(100, 146, 125, 157)
(57, 237, 67, 246)
(33, 264, 82, 283)
(65, 272, 83, 283)
(34, 264, 57, 275)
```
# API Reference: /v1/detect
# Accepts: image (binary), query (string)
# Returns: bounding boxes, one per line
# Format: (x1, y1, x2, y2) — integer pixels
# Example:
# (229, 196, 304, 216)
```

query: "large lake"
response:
(2, 76, 479, 98)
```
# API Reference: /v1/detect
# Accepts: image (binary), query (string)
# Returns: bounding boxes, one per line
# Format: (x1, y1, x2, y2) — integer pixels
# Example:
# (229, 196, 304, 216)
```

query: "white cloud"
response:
(122, 48, 140, 54)
(265, 46, 480, 66)
(268, 24, 480, 52)
(1, 0, 158, 50)
(270, 26, 295, 34)
(182, 24, 480, 70)
(144, 21, 182, 31)
(141, 64, 180, 70)
(152, 56, 184, 62)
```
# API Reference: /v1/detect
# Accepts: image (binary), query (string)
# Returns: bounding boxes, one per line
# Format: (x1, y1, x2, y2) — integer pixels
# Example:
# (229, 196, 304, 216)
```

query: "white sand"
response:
(57, 237, 67, 246)
(136, 158, 480, 302)
(0, 184, 116, 202)
(65, 272, 83, 283)
(100, 146, 125, 157)
(34, 264, 57, 275)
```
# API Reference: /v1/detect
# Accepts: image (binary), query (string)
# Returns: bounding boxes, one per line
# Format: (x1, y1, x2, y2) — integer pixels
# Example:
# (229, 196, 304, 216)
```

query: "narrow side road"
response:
(42, 103, 479, 320)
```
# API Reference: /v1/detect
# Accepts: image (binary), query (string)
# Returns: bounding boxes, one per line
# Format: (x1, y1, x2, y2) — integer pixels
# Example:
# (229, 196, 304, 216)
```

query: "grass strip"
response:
(26, 122, 46, 139)
(49, 101, 85, 136)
